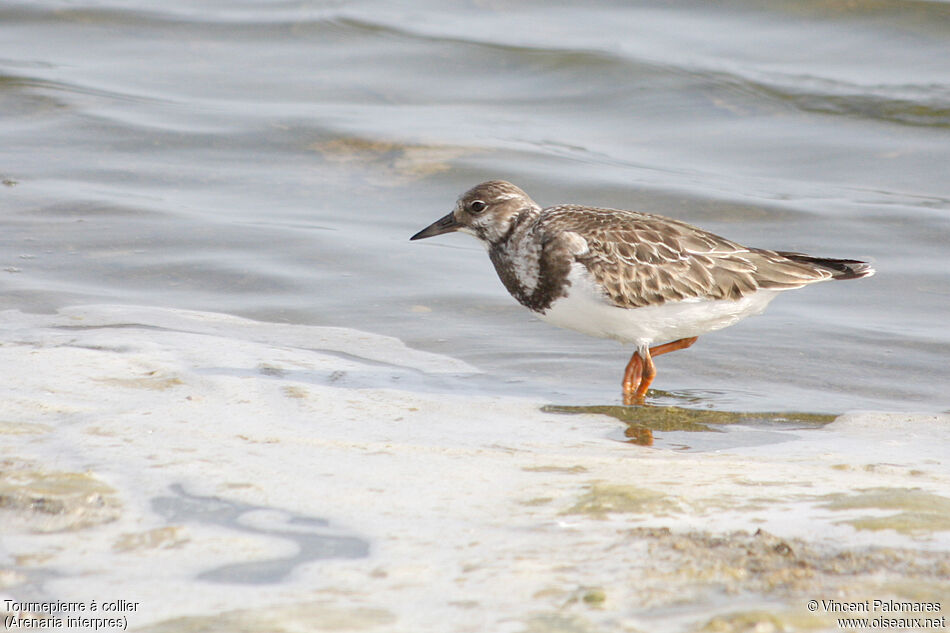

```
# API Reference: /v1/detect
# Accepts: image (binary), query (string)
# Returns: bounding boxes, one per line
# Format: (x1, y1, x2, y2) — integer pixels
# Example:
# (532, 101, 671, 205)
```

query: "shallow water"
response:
(1, 0, 949, 412)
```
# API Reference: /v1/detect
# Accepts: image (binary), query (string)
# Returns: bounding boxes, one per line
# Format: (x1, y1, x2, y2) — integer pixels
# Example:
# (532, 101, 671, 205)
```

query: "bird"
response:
(410, 180, 874, 403)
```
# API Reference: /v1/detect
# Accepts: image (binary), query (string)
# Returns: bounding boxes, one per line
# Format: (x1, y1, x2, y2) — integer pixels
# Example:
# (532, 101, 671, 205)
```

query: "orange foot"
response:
(622, 337, 698, 404)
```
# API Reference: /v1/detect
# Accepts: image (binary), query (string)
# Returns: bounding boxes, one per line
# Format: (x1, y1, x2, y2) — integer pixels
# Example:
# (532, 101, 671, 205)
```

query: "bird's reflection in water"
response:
(543, 399, 836, 448)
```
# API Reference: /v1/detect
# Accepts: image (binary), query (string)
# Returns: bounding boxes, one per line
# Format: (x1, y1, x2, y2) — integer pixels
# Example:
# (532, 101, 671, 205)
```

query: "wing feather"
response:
(536, 206, 830, 308)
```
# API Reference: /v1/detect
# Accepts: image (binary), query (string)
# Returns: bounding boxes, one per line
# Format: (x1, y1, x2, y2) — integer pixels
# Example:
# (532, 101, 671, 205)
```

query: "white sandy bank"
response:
(0, 306, 947, 633)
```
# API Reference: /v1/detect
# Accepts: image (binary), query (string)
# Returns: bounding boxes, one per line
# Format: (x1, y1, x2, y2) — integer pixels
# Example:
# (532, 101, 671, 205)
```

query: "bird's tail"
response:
(777, 252, 875, 280)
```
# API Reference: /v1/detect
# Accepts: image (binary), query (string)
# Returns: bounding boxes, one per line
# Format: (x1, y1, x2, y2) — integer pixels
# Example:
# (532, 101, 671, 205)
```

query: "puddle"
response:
(543, 404, 835, 448)
(152, 485, 370, 584)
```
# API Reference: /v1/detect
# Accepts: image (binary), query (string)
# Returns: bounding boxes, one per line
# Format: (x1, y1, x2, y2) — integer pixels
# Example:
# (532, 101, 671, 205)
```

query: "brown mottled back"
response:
(537, 205, 834, 308)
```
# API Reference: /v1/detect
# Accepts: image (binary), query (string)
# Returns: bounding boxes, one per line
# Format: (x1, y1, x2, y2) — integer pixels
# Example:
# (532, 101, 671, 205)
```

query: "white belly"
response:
(537, 264, 782, 347)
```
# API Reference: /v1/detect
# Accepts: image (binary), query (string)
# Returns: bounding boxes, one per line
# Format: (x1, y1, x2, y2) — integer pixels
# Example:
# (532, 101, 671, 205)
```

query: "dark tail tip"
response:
(778, 252, 875, 280)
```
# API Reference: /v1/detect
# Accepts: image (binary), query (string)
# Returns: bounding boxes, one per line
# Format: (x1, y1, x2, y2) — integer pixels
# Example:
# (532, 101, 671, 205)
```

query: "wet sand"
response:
(1, 306, 947, 632)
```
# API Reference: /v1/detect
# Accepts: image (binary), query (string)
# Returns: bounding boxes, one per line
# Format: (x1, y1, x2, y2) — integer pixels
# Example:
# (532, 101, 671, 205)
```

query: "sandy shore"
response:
(1, 306, 947, 632)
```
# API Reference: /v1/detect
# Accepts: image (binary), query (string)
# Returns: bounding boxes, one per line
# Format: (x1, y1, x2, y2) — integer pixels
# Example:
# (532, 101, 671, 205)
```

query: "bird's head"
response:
(410, 180, 540, 245)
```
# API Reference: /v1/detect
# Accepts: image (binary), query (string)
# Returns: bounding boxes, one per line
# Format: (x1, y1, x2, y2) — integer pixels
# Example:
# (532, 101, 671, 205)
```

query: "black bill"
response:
(410, 212, 462, 241)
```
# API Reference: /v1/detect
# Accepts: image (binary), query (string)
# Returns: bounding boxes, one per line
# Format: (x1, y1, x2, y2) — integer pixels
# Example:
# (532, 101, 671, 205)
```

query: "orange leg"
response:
(633, 348, 657, 399)
(621, 337, 698, 403)
(622, 352, 643, 394)
(649, 336, 698, 359)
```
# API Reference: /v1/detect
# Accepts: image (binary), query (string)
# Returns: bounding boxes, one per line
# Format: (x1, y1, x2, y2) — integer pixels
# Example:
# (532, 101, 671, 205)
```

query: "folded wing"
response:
(537, 206, 838, 309)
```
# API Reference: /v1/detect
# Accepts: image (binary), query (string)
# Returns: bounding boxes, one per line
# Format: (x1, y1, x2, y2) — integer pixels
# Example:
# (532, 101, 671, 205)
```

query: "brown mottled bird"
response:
(411, 181, 874, 402)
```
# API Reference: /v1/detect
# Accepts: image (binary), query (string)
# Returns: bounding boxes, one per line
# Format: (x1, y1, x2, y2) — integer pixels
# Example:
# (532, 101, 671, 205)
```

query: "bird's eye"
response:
(469, 200, 487, 214)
